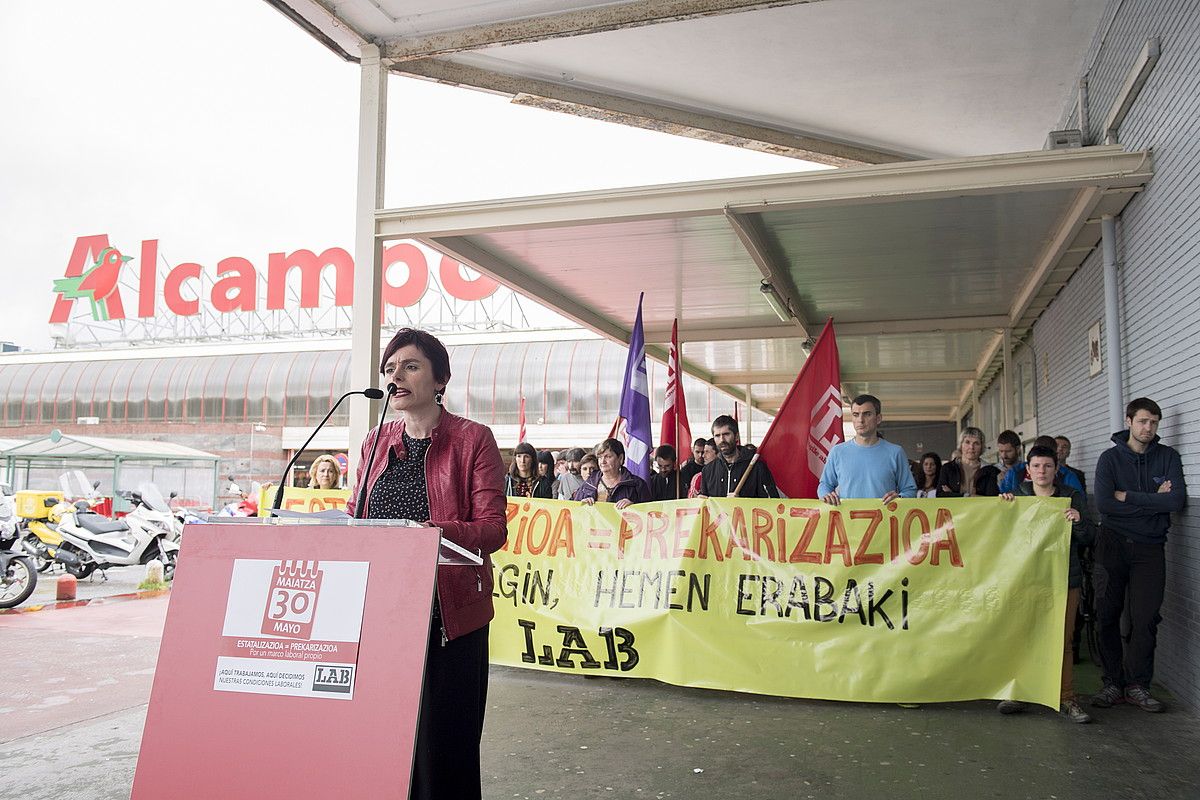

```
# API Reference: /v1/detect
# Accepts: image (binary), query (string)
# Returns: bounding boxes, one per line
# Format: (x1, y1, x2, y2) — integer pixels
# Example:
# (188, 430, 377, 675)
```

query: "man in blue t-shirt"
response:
(818, 394, 917, 504)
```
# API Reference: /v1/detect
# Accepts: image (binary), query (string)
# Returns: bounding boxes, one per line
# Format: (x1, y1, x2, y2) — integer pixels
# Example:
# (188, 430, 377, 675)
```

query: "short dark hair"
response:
(851, 394, 881, 414)
(997, 430, 1022, 449)
(580, 453, 598, 468)
(596, 438, 625, 459)
(1026, 445, 1058, 465)
(705, 438, 716, 450)
(1054, 435, 1071, 445)
(711, 415, 739, 436)
(1033, 435, 1057, 451)
(565, 447, 586, 462)
(655, 444, 677, 461)
(1126, 397, 1162, 420)
(379, 328, 452, 386)
(693, 438, 707, 448)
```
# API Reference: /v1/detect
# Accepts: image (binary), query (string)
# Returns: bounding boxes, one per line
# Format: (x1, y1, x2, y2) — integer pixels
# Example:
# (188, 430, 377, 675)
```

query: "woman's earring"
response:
(435, 389, 444, 406)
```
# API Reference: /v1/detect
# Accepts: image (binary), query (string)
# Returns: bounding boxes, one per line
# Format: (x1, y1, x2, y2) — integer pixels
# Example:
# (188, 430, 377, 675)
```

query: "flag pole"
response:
(730, 454, 759, 498)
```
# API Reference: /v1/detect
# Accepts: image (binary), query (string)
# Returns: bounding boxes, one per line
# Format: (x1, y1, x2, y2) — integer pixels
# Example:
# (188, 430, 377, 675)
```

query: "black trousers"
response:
(1093, 528, 1166, 689)
(410, 621, 490, 800)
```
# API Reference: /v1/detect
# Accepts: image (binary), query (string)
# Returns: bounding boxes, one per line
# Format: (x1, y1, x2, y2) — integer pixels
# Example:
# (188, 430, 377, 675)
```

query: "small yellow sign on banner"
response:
(489, 497, 1069, 708)
(258, 486, 352, 517)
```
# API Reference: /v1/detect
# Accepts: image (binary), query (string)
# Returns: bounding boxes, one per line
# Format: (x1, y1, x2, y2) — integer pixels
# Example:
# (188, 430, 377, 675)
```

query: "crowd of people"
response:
(511, 391, 1188, 728)
(814, 393, 1186, 726)
(507, 413, 780, 508)
(341, 327, 1186, 799)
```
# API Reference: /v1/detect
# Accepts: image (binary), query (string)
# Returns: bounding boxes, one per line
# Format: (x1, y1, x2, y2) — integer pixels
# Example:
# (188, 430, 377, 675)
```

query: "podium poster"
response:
(132, 522, 440, 799)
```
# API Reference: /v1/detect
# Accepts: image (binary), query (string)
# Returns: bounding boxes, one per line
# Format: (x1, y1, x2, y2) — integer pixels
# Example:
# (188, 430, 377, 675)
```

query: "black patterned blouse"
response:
(367, 432, 432, 523)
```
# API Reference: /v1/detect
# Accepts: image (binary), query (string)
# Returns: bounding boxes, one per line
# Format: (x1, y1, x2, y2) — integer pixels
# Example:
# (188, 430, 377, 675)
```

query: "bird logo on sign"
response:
(51, 246, 131, 321)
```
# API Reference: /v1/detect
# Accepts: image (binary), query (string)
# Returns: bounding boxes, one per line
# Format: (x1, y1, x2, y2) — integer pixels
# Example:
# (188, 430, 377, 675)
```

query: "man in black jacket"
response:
(1090, 397, 1187, 713)
(679, 437, 706, 491)
(1055, 435, 1088, 498)
(650, 444, 686, 500)
(699, 415, 779, 498)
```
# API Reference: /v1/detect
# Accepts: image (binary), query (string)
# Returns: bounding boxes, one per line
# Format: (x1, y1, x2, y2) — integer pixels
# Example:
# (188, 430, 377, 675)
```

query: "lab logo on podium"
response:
(261, 560, 324, 639)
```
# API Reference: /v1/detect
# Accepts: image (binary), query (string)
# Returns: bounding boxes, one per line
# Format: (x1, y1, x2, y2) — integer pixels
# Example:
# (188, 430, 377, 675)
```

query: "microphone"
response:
(353, 383, 398, 519)
(270, 387, 386, 511)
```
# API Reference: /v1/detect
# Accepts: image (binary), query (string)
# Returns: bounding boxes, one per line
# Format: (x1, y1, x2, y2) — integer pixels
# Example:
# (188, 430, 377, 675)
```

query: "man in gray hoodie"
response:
(1090, 397, 1187, 713)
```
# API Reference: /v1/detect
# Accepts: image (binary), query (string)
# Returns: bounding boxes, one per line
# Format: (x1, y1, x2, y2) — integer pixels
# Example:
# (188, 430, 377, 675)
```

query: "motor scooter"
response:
(1, 492, 38, 608)
(123, 483, 185, 543)
(50, 499, 179, 580)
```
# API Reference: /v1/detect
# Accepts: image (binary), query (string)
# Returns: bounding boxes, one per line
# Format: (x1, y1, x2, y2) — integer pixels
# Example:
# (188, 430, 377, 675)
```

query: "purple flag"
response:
(616, 293, 653, 483)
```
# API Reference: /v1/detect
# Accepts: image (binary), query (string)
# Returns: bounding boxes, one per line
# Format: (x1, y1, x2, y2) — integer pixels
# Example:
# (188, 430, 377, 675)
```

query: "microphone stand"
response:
(353, 384, 397, 519)
(271, 388, 384, 511)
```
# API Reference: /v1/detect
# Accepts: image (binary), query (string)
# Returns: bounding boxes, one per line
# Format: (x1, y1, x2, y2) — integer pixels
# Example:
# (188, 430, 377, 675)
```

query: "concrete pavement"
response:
(3, 594, 1200, 799)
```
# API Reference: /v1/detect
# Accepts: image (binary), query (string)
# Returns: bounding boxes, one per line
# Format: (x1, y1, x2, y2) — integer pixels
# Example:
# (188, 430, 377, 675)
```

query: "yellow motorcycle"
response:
(17, 491, 66, 573)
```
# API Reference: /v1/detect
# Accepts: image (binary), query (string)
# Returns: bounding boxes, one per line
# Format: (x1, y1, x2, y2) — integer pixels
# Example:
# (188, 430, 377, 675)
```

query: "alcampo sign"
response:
(50, 234, 499, 323)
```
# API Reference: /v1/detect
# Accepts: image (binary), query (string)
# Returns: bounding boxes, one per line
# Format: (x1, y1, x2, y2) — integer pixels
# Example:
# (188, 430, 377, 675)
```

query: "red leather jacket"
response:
(347, 411, 508, 641)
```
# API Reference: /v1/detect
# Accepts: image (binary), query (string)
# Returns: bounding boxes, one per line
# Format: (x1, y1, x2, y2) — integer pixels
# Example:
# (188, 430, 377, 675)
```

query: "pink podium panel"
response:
(131, 522, 440, 799)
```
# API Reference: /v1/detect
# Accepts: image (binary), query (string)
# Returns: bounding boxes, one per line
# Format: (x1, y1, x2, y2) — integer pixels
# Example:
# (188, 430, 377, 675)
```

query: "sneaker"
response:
(1124, 684, 1165, 713)
(1060, 700, 1092, 724)
(997, 700, 1026, 714)
(1091, 684, 1125, 708)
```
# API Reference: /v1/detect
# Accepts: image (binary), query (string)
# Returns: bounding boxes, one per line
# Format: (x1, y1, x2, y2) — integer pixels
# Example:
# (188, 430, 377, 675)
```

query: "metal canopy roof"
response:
(271, 0, 1108, 164)
(2, 435, 219, 462)
(374, 146, 1152, 420)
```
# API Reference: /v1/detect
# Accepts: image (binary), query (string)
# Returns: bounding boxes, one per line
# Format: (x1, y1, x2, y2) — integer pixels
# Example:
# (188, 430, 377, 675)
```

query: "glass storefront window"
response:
(125, 359, 148, 422)
(443, 345, 472, 414)
(262, 352, 299, 424)
(143, 358, 174, 422)
(284, 351, 321, 425)
(102, 360, 138, 423)
(490, 343, 524, 424)
(521, 342, 552, 433)
(164, 358, 193, 422)
(4, 364, 36, 426)
(329, 350, 351, 425)
(184, 358, 213, 422)
(202, 357, 235, 422)
(569, 341, 601, 423)
(544, 342, 573, 425)
(306, 351, 343, 425)
(221, 354, 261, 423)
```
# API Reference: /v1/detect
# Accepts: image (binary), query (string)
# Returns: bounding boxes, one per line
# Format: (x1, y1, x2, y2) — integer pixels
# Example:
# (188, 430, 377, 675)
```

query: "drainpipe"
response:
(743, 384, 753, 443)
(1001, 329, 1013, 431)
(1102, 215, 1123, 431)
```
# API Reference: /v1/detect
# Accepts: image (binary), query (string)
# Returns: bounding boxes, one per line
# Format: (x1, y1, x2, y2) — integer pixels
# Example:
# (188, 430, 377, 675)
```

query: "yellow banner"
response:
(489, 497, 1069, 708)
(257, 486, 351, 517)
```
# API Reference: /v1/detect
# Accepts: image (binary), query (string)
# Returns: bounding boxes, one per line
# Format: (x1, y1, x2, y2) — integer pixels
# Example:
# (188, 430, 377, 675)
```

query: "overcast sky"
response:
(0, 0, 815, 351)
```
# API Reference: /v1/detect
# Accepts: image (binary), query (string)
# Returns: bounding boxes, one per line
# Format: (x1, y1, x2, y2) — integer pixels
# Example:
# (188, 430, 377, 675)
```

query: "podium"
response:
(130, 518, 481, 799)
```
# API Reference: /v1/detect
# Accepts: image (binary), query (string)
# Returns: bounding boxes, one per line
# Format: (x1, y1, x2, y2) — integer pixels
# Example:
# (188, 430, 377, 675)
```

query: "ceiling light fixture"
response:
(759, 280, 792, 323)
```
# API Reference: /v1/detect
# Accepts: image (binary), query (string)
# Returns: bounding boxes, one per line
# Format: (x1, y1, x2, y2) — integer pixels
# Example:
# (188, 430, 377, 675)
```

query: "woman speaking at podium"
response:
(347, 328, 507, 800)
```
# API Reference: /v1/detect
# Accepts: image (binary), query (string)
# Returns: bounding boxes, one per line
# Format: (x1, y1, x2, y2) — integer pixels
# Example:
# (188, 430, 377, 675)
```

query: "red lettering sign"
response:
(50, 235, 500, 322)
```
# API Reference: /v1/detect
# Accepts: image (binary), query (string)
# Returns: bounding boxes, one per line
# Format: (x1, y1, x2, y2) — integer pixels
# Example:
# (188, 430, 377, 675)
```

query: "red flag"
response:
(659, 319, 693, 452)
(518, 396, 527, 444)
(758, 319, 843, 498)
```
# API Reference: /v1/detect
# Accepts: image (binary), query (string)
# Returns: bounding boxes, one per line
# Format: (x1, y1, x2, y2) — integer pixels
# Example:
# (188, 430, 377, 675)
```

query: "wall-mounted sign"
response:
(1088, 321, 1102, 376)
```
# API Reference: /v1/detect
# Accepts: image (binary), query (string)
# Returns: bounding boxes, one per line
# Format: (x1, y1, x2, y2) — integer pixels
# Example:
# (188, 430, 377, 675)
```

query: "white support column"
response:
(1001, 328, 1013, 432)
(349, 45, 388, 477)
